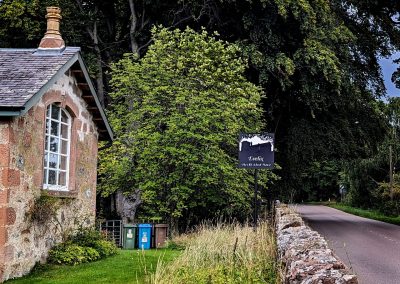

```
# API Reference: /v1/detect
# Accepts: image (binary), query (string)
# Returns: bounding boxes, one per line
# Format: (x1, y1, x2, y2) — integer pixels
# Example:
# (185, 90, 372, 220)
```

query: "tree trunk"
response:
(128, 0, 139, 55)
(75, 0, 105, 107)
(168, 217, 179, 237)
(92, 21, 105, 107)
(116, 189, 142, 223)
(390, 144, 394, 201)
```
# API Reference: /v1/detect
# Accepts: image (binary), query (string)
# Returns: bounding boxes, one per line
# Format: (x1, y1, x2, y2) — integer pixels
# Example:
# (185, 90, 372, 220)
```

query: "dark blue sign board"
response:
(238, 133, 274, 169)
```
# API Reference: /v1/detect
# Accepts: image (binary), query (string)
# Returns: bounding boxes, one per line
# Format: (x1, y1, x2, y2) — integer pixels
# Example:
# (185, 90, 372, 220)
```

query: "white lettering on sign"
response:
(240, 163, 272, 167)
(249, 156, 264, 162)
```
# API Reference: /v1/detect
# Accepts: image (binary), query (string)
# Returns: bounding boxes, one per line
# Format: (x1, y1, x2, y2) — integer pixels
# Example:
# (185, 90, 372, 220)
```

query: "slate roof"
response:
(0, 47, 80, 108)
(0, 47, 113, 141)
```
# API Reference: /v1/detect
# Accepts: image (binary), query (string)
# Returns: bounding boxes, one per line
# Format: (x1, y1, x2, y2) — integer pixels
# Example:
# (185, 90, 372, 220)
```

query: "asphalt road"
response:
(296, 205, 400, 284)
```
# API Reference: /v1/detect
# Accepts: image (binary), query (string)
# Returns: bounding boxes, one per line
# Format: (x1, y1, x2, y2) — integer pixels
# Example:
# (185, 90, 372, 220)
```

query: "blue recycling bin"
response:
(138, 224, 152, 250)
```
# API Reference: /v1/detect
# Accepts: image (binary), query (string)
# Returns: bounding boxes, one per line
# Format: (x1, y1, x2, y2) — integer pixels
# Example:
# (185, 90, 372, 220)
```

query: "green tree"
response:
(342, 98, 400, 214)
(168, 0, 396, 201)
(99, 27, 277, 228)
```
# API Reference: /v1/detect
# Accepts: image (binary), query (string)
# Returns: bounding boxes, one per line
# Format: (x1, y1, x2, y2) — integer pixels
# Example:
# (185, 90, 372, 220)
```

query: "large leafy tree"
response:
(99, 27, 276, 228)
(180, 0, 399, 200)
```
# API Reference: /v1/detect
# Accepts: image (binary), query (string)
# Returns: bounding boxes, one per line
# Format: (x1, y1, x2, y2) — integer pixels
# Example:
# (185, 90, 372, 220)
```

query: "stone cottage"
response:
(0, 7, 113, 282)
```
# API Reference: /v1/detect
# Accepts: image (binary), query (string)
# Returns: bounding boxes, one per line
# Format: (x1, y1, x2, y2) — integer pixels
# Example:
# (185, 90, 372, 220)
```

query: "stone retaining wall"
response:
(275, 205, 358, 284)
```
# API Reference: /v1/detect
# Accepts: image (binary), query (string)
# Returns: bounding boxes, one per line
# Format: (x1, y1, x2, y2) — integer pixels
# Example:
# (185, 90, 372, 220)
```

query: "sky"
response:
(380, 52, 400, 98)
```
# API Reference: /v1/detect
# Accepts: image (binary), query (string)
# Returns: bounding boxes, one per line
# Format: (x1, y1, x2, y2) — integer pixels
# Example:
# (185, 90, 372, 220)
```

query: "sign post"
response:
(238, 133, 274, 230)
(253, 169, 258, 229)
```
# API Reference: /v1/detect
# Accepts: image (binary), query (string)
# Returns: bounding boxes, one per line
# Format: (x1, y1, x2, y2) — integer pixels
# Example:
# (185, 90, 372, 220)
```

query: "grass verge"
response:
(5, 249, 180, 284)
(329, 203, 400, 225)
(152, 221, 280, 284)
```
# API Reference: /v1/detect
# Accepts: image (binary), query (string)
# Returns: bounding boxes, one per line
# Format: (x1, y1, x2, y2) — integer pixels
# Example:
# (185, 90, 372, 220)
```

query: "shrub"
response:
(69, 228, 104, 247)
(48, 227, 118, 265)
(83, 246, 101, 262)
(48, 244, 100, 265)
(92, 240, 118, 258)
(163, 240, 185, 251)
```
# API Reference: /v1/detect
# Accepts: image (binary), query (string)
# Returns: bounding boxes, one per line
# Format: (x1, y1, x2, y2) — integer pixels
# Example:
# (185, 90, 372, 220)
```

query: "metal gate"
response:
(100, 220, 122, 247)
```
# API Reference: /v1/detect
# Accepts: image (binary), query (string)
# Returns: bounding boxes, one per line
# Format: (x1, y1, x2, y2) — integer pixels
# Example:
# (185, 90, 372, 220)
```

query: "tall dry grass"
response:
(151, 221, 280, 284)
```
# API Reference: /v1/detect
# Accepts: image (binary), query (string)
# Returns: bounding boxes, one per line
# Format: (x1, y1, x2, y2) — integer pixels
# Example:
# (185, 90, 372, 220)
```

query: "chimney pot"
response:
(38, 7, 65, 50)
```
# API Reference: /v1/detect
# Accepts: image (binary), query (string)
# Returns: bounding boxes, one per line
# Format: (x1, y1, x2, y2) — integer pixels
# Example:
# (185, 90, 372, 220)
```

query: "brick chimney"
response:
(38, 7, 65, 50)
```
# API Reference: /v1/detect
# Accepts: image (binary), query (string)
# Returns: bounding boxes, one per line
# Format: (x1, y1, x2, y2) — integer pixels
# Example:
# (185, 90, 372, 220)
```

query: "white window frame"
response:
(43, 104, 71, 191)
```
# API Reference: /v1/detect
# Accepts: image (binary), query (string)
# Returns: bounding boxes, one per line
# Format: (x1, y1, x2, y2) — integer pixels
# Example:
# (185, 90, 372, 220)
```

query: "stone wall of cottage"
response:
(0, 71, 99, 282)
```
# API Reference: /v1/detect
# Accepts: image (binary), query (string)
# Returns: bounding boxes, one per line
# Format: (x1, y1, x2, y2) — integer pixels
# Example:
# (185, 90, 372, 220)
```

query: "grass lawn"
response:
(5, 249, 180, 284)
(329, 203, 400, 225)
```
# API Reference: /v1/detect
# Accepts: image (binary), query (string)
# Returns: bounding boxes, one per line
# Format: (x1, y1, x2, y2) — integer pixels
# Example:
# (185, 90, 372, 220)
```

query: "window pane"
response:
(48, 170, 56, 185)
(61, 124, 69, 139)
(50, 137, 59, 152)
(44, 152, 48, 167)
(51, 121, 59, 136)
(45, 136, 49, 150)
(45, 119, 50, 134)
(43, 104, 71, 190)
(60, 156, 67, 170)
(59, 172, 66, 186)
(61, 140, 68, 154)
(43, 169, 48, 184)
(51, 105, 60, 120)
(61, 110, 69, 123)
(49, 153, 58, 169)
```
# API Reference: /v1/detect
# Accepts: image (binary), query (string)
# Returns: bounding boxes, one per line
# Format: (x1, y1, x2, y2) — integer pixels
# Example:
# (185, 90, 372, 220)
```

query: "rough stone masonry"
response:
(0, 6, 113, 282)
(0, 72, 99, 282)
(275, 205, 358, 284)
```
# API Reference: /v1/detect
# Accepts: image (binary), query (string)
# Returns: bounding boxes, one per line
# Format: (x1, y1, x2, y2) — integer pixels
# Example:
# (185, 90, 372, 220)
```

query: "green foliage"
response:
(211, 0, 394, 202)
(91, 240, 118, 258)
(69, 228, 104, 247)
(48, 244, 100, 265)
(0, 0, 43, 46)
(99, 27, 278, 225)
(68, 228, 118, 258)
(341, 97, 400, 215)
(163, 240, 186, 251)
(48, 228, 118, 265)
(301, 160, 341, 201)
(370, 176, 400, 216)
(330, 204, 400, 226)
(28, 194, 60, 224)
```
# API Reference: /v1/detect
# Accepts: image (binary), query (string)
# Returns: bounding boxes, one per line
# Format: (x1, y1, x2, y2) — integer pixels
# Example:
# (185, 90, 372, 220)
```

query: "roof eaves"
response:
(0, 108, 24, 116)
(77, 54, 114, 141)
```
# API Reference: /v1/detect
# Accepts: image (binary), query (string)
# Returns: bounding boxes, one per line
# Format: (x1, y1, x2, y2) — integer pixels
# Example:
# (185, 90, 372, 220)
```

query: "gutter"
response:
(0, 106, 25, 117)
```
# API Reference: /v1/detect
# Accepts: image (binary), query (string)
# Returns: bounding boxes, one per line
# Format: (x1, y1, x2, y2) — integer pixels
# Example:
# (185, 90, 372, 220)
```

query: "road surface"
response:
(296, 205, 400, 284)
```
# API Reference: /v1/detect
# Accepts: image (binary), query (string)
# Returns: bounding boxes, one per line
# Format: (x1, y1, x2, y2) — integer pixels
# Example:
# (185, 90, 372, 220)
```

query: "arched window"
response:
(43, 104, 71, 191)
